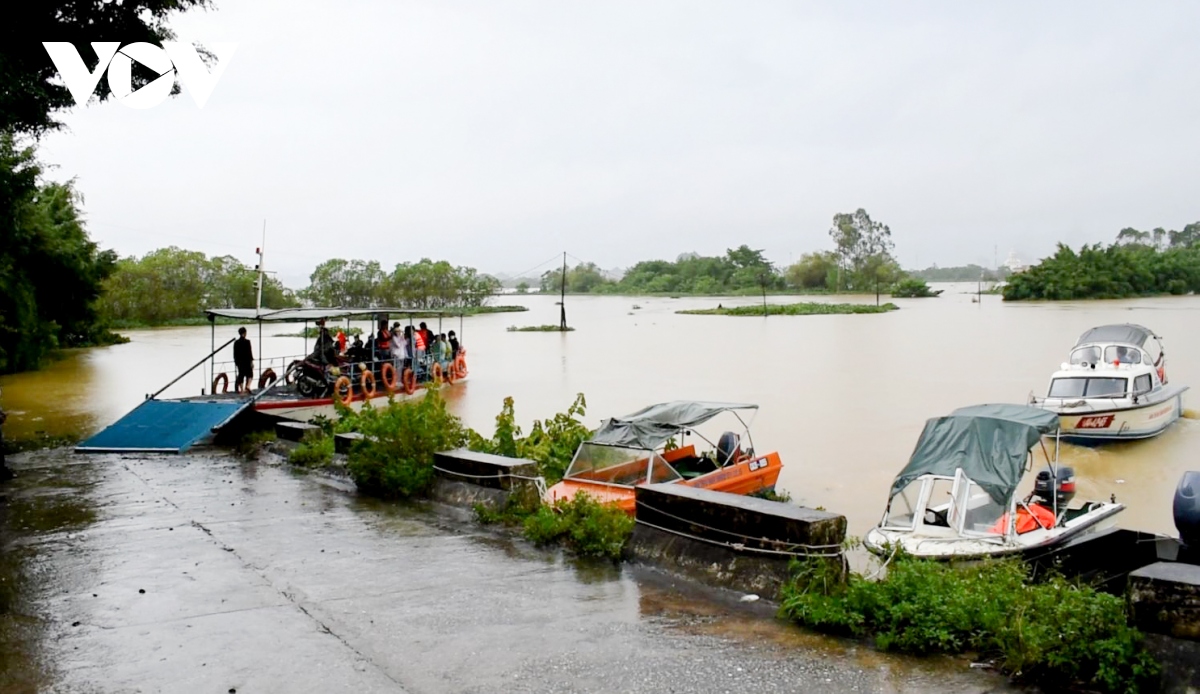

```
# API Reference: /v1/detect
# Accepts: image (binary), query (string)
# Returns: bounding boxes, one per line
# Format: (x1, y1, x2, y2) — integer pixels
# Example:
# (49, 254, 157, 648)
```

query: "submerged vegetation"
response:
(1004, 223, 1200, 300)
(780, 555, 1157, 693)
(678, 302, 898, 316)
(889, 278, 942, 298)
(507, 325, 574, 332)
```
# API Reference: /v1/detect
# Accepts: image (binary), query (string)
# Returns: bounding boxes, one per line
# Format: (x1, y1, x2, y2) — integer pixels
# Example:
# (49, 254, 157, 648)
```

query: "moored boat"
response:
(1030, 324, 1188, 443)
(544, 401, 783, 514)
(864, 404, 1124, 560)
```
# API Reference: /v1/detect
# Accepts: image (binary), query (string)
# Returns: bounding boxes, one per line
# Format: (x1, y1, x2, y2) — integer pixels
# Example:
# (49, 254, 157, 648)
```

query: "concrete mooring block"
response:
(1129, 561, 1200, 640)
(626, 483, 847, 601)
(275, 421, 320, 442)
(334, 432, 367, 454)
(429, 449, 541, 510)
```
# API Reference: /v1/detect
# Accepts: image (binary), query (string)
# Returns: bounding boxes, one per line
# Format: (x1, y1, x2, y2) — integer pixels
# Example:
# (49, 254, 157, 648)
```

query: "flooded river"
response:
(3, 286, 1198, 538)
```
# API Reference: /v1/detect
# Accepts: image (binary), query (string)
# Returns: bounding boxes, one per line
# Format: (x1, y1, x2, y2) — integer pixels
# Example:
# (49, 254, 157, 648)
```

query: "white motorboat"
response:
(864, 404, 1124, 560)
(1030, 324, 1187, 443)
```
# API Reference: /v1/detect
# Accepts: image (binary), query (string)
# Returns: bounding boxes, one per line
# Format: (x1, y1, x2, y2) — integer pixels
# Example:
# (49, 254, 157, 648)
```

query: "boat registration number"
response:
(1076, 414, 1115, 429)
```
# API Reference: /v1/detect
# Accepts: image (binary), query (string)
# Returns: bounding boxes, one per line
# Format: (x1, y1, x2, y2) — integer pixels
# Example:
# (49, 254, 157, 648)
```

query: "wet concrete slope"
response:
(0, 450, 1016, 693)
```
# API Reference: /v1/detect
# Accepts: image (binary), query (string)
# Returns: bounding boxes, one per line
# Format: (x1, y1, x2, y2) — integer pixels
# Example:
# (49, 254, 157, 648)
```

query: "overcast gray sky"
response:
(40, 0, 1200, 288)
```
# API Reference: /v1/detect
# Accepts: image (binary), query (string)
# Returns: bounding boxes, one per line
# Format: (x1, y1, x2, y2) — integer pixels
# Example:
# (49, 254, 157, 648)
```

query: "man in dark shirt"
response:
(311, 319, 338, 365)
(448, 330, 460, 359)
(233, 327, 254, 393)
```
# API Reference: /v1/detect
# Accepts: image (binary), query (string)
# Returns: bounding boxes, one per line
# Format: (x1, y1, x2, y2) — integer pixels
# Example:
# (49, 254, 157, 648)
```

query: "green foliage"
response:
(236, 429, 276, 460)
(614, 246, 783, 295)
(785, 252, 838, 290)
(507, 325, 574, 332)
(97, 247, 299, 326)
(288, 431, 334, 468)
(752, 487, 793, 503)
(467, 394, 592, 485)
(828, 209, 897, 293)
(1004, 226, 1200, 300)
(540, 262, 613, 293)
(1, 2, 210, 136)
(911, 264, 1008, 282)
(343, 390, 467, 498)
(780, 556, 1158, 693)
(677, 302, 898, 316)
(521, 493, 634, 560)
(890, 277, 942, 298)
(305, 257, 500, 308)
(0, 135, 123, 373)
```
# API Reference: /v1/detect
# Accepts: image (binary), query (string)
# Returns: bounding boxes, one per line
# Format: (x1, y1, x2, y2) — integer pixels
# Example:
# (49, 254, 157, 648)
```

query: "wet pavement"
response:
(0, 448, 1018, 693)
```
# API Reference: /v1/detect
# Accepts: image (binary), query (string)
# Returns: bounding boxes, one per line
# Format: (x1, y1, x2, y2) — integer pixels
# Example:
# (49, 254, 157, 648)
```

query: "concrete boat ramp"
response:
(0, 448, 1015, 694)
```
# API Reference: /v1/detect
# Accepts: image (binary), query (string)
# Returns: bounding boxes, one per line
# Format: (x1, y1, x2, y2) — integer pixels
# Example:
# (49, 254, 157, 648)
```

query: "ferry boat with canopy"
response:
(1029, 324, 1187, 443)
(543, 401, 783, 514)
(200, 306, 470, 422)
(864, 404, 1124, 560)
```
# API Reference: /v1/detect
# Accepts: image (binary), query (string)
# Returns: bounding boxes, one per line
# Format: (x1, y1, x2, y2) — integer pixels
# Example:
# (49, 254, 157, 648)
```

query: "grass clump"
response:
(342, 389, 467, 499)
(521, 493, 634, 560)
(752, 487, 792, 503)
(467, 394, 591, 485)
(507, 325, 575, 332)
(236, 429, 276, 459)
(780, 556, 1157, 693)
(677, 302, 898, 316)
(288, 431, 334, 468)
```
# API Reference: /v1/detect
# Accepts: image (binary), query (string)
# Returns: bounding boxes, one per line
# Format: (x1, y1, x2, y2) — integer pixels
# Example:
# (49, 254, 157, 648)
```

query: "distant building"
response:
(1004, 251, 1028, 274)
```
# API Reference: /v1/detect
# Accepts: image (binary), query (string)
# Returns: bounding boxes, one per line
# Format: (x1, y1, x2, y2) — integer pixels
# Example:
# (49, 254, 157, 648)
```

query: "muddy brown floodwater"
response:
(4, 287, 1198, 539)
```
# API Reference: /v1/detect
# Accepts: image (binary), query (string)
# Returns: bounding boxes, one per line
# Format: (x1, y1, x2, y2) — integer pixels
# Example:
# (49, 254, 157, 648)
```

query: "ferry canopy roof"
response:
(589, 401, 758, 450)
(205, 307, 458, 322)
(889, 404, 1059, 505)
(1074, 324, 1155, 348)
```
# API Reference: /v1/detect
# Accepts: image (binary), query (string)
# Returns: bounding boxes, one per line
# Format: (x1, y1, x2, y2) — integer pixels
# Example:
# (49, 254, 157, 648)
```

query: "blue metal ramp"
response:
(76, 398, 250, 454)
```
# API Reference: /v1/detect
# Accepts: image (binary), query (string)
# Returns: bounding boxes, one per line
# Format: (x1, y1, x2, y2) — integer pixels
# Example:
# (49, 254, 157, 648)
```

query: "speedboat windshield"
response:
(563, 442, 682, 487)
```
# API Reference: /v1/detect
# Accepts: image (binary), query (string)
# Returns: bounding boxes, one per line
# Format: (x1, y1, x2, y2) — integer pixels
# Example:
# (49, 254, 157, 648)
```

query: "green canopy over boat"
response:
(889, 404, 1059, 505)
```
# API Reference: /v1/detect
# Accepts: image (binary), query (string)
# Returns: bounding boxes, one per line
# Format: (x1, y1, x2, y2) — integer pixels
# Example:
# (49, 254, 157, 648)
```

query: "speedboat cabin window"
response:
(562, 443, 681, 487)
(883, 481, 921, 530)
(1069, 346, 1101, 366)
(1134, 374, 1153, 395)
(1048, 377, 1127, 398)
(1103, 346, 1141, 364)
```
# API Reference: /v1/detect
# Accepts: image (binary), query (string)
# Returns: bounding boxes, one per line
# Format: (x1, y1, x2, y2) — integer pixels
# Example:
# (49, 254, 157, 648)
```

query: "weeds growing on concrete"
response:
(466, 393, 591, 485)
(288, 431, 334, 468)
(522, 492, 634, 560)
(779, 555, 1158, 693)
(236, 429, 276, 460)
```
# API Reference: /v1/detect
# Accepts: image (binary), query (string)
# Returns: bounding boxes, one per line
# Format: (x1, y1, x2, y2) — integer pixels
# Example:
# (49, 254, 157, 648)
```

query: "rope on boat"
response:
(430, 465, 548, 499)
(864, 544, 898, 581)
(633, 518, 843, 558)
(633, 501, 844, 555)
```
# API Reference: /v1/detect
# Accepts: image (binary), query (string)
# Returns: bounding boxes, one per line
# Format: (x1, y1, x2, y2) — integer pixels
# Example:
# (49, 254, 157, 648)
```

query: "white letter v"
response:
(43, 43, 121, 106)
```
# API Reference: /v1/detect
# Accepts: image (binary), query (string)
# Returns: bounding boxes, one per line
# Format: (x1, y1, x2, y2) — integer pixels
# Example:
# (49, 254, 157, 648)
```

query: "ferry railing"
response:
(206, 348, 462, 395)
(151, 337, 236, 400)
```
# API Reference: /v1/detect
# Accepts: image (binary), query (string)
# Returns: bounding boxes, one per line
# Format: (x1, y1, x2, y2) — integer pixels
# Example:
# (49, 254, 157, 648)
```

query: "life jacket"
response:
(989, 504, 1056, 535)
(414, 331, 426, 351)
(337, 331, 347, 353)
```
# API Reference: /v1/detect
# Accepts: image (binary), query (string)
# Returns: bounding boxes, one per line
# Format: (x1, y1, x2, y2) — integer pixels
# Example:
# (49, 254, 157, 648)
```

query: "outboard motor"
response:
(716, 431, 740, 467)
(1173, 471, 1200, 548)
(1033, 466, 1076, 508)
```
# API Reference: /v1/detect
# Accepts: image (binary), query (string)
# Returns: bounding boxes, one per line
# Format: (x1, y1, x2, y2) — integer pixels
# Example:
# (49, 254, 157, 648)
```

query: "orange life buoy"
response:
(212, 372, 229, 393)
(334, 375, 353, 406)
(454, 354, 467, 378)
(360, 370, 377, 398)
(401, 367, 416, 394)
(431, 362, 444, 385)
(380, 363, 397, 392)
(258, 368, 278, 390)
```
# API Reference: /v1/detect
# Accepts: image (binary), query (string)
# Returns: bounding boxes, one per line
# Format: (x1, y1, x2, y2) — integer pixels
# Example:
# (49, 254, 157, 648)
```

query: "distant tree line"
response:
(303, 258, 500, 309)
(97, 248, 300, 326)
(1003, 223, 1200, 300)
(910, 265, 1009, 282)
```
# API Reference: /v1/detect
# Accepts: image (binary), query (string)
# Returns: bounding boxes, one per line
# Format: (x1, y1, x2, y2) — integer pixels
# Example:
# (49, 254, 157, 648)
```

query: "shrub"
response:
(236, 429, 276, 459)
(467, 394, 592, 485)
(779, 556, 1157, 693)
(890, 277, 942, 298)
(288, 431, 333, 468)
(521, 493, 634, 560)
(344, 389, 467, 499)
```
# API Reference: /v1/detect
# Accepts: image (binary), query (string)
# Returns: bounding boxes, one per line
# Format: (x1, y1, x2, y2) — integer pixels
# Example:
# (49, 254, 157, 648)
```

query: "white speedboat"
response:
(864, 404, 1124, 560)
(1030, 324, 1187, 443)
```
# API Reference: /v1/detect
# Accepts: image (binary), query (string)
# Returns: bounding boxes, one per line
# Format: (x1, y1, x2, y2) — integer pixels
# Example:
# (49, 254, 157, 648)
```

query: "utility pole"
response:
(255, 221, 266, 312)
(761, 272, 768, 316)
(559, 251, 568, 331)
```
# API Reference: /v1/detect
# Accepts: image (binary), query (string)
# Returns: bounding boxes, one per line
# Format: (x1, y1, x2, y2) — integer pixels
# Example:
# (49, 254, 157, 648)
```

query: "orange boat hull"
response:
(544, 451, 784, 515)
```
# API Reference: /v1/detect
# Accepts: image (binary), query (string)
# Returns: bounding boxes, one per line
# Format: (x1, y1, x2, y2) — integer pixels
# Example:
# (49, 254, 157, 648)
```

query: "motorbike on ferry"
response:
(287, 358, 341, 398)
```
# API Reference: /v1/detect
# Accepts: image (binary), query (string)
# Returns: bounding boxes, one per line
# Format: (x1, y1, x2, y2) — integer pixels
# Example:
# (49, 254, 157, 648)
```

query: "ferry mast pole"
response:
(256, 222, 266, 386)
(559, 251, 567, 331)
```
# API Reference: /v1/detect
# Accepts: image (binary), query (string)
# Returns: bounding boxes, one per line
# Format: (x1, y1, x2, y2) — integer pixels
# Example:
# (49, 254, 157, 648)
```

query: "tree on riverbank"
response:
(96, 247, 300, 326)
(0, 135, 124, 373)
(1003, 223, 1200, 300)
(305, 258, 500, 308)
